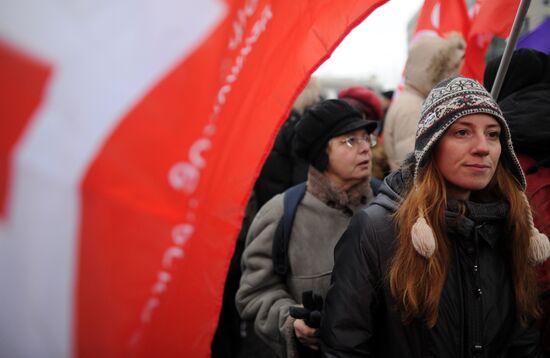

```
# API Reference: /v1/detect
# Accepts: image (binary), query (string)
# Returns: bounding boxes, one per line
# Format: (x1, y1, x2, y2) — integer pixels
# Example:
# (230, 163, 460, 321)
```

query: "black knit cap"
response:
(484, 48, 550, 101)
(414, 75, 526, 190)
(483, 48, 550, 158)
(293, 99, 376, 171)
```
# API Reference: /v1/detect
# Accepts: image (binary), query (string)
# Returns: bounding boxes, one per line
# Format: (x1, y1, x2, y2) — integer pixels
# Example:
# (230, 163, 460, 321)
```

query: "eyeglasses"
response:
(340, 134, 377, 149)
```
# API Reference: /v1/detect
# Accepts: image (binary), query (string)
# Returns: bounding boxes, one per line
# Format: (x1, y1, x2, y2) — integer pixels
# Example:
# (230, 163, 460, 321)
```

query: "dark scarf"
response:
(446, 200, 509, 248)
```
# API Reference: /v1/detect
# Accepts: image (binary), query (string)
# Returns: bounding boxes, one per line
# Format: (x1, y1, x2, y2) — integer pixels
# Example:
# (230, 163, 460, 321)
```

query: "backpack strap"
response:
(272, 182, 307, 277)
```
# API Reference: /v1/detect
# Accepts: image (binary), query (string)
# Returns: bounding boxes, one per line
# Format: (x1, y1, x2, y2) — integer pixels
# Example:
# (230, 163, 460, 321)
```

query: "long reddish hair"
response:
(389, 158, 539, 327)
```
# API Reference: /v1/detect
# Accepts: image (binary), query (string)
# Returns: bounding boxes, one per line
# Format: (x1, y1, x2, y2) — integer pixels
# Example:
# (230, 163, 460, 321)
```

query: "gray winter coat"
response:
(236, 168, 371, 357)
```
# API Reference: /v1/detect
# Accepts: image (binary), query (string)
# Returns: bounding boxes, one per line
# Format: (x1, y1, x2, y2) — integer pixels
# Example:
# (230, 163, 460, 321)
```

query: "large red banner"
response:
(0, 0, 386, 357)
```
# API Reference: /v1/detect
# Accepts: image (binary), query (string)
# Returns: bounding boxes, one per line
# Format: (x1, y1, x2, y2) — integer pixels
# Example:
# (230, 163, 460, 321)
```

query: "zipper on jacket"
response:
(453, 242, 465, 358)
(471, 224, 484, 356)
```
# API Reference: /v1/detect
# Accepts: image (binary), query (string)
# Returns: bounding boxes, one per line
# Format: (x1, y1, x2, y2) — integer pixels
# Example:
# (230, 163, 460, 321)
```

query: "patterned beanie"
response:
(410, 76, 550, 264)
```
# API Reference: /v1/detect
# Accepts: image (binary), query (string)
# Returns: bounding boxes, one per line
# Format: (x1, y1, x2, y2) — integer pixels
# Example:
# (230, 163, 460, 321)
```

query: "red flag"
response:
(0, 42, 51, 218)
(394, 0, 470, 98)
(462, 0, 521, 81)
(414, 0, 470, 40)
(0, 0, 387, 357)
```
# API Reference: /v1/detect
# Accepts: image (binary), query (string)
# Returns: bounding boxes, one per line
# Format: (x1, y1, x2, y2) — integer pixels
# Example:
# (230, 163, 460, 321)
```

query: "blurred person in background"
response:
(254, 78, 322, 208)
(484, 48, 550, 356)
(337, 86, 388, 181)
(384, 33, 465, 171)
(380, 89, 394, 115)
(375, 89, 395, 179)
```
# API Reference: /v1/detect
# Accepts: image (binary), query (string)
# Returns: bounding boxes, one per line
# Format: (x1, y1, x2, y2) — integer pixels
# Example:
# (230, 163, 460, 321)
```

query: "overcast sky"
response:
(314, 0, 424, 90)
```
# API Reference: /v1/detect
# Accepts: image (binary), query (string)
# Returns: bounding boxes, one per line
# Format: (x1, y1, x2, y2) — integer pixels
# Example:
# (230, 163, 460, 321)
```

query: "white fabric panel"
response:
(0, 1, 224, 357)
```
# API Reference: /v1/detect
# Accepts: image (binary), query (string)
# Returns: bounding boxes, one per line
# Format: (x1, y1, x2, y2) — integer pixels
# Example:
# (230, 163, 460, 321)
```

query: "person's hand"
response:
(293, 318, 319, 350)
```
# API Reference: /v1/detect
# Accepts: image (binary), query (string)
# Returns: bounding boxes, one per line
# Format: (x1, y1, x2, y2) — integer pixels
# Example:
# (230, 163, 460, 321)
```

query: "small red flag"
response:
(462, 0, 521, 81)
(414, 0, 470, 40)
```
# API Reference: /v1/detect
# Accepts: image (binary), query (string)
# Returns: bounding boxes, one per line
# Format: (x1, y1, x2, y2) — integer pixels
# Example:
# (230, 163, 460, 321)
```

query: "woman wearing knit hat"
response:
(236, 99, 377, 357)
(320, 76, 550, 357)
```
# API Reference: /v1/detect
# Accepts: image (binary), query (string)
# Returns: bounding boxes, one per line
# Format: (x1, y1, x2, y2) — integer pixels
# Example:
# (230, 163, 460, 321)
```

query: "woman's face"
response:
(434, 114, 501, 200)
(325, 128, 371, 189)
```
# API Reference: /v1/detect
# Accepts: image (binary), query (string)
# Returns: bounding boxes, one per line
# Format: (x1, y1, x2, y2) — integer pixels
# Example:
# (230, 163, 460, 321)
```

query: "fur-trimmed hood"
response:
(404, 33, 465, 97)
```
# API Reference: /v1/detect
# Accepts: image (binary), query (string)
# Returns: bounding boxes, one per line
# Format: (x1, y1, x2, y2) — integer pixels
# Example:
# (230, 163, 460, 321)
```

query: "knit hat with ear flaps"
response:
(293, 99, 377, 172)
(410, 76, 550, 264)
(414, 76, 525, 188)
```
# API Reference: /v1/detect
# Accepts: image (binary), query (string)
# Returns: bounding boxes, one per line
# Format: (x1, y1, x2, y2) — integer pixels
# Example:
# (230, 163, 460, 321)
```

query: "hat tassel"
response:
(529, 229, 550, 264)
(411, 211, 436, 258)
(411, 196, 550, 264)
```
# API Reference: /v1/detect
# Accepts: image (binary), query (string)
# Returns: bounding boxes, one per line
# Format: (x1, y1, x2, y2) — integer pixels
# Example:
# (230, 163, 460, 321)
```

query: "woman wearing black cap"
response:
(320, 76, 550, 357)
(236, 99, 377, 357)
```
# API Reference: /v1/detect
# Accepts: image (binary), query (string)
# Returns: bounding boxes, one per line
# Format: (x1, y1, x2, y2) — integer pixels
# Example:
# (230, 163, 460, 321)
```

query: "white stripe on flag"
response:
(0, 0, 224, 356)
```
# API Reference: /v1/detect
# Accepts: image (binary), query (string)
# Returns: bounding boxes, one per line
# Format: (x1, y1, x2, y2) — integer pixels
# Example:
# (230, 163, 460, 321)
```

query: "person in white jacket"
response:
(384, 33, 465, 171)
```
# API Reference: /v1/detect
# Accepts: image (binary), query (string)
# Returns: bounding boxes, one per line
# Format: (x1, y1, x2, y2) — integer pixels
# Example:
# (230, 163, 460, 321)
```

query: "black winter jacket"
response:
(498, 83, 550, 162)
(320, 166, 544, 358)
(255, 110, 309, 208)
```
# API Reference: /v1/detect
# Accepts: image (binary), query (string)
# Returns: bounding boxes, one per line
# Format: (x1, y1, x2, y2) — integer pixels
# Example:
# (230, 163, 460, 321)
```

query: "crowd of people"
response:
(212, 44, 550, 358)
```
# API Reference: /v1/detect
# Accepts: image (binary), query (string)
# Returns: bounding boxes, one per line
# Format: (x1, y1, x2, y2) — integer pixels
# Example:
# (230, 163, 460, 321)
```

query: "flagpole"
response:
(490, 0, 531, 100)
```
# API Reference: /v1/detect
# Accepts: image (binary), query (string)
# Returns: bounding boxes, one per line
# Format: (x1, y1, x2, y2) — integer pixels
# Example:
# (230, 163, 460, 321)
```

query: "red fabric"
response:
(75, 0, 387, 357)
(462, 33, 489, 82)
(412, 0, 522, 83)
(394, 0, 470, 99)
(518, 154, 550, 286)
(415, 0, 438, 34)
(462, 0, 521, 81)
(518, 154, 550, 356)
(469, 0, 521, 38)
(0, 42, 51, 218)
(415, 0, 470, 37)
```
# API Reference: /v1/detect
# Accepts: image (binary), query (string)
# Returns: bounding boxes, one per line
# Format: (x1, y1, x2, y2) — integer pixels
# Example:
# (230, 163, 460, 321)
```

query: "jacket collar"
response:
(446, 200, 509, 248)
(306, 166, 372, 215)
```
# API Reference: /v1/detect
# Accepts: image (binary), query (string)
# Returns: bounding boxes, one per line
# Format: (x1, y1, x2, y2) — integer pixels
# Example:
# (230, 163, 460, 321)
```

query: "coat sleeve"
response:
(383, 92, 422, 171)
(320, 210, 384, 358)
(383, 105, 399, 172)
(235, 195, 298, 356)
